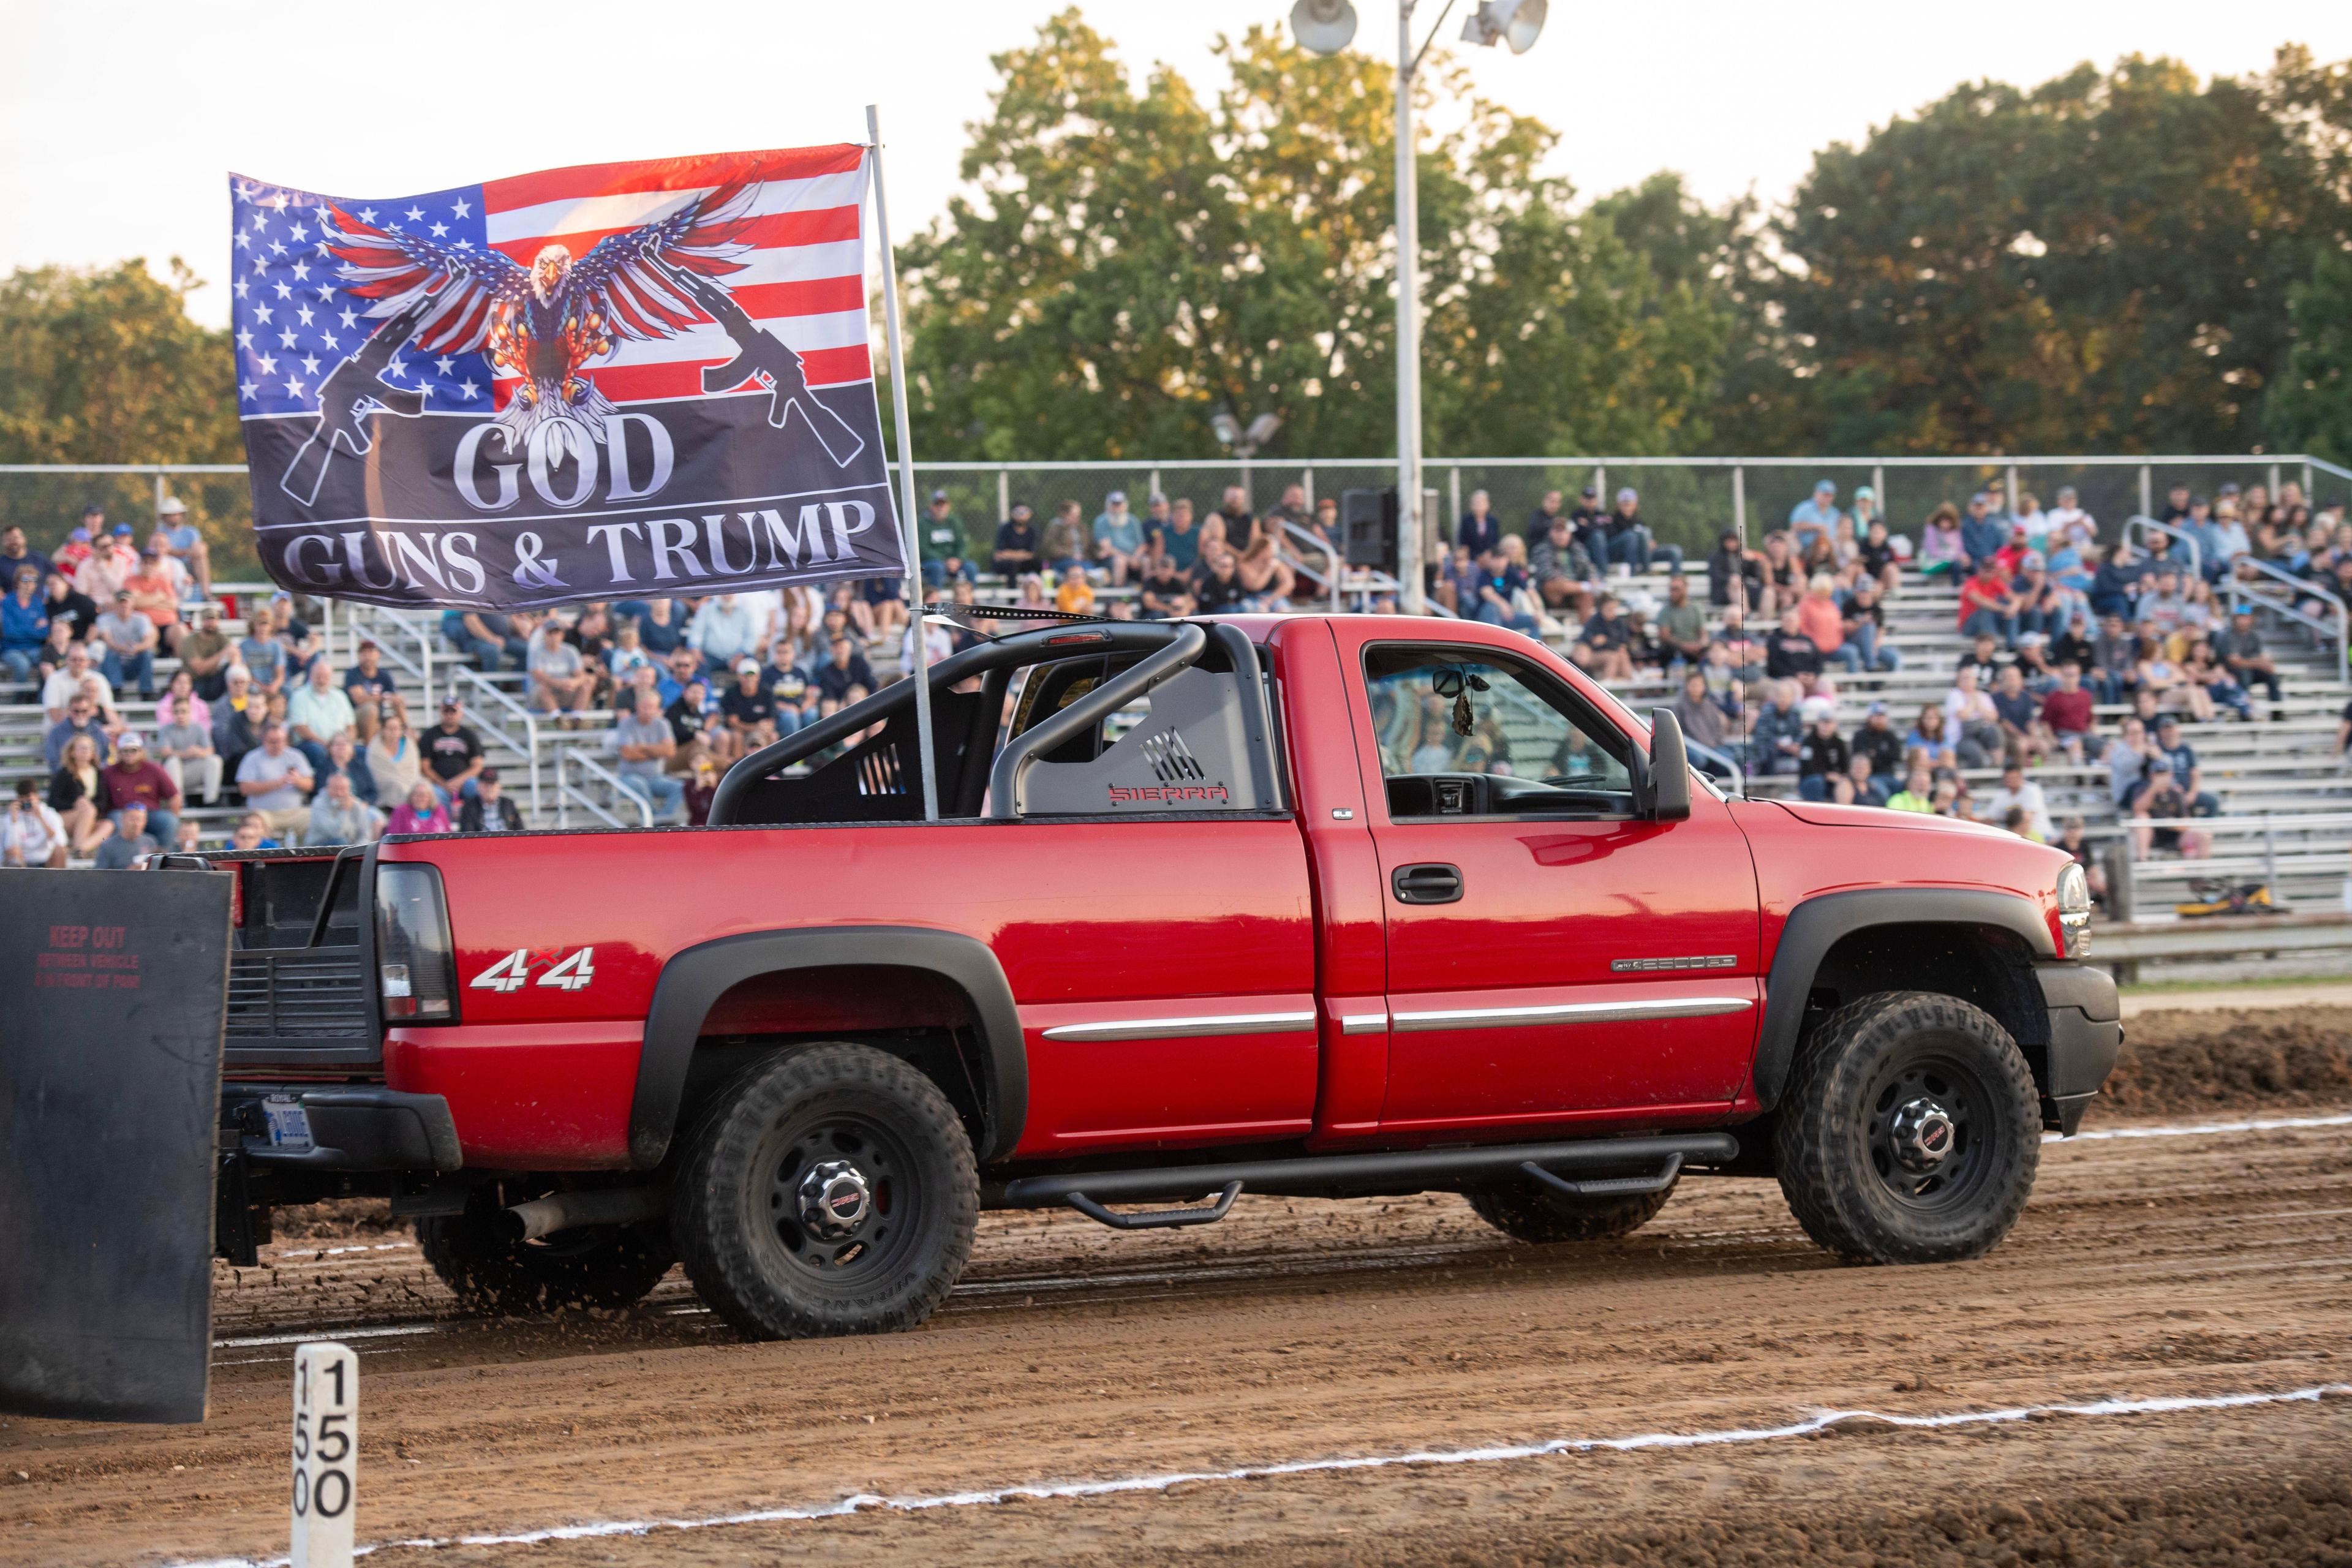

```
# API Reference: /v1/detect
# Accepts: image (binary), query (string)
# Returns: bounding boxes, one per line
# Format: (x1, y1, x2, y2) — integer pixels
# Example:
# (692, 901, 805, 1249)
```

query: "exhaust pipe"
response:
(502, 1185, 669, 1243)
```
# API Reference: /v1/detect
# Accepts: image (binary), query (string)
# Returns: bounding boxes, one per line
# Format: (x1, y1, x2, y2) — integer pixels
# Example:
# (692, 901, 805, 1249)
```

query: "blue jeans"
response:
(1825, 643, 1865, 674)
(1, 647, 37, 683)
(429, 777, 483, 809)
(292, 738, 330, 780)
(1602, 529, 1683, 573)
(1473, 601, 1539, 634)
(102, 646, 154, 696)
(1960, 608, 2015, 644)
(617, 769, 685, 821)
(1848, 622, 1901, 671)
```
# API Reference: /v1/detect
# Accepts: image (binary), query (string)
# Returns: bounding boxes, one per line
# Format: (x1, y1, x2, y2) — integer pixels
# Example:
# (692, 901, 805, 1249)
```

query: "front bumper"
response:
(2035, 962, 2123, 1135)
(221, 1084, 462, 1172)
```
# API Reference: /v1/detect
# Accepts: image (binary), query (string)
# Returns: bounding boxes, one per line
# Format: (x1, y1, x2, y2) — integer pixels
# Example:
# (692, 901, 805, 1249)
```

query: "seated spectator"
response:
(1704, 530, 1766, 612)
(41, 639, 113, 726)
(1435, 543, 1481, 614)
(608, 690, 686, 822)
(1525, 514, 1596, 620)
(176, 605, 235, 701)
(342, 639, 405, 742)
(0, 524, 47, 589)
(1915, 503, 1965, 578)
(286, 657, 358, 775)
(236, 606, 293, 692)
(153, 496, 211, 596)
(1796, 574, 1860, 674)
(1943, 665, 2005, 768)
(1885, 766, 1935, 813)
(4, 775, 69, 867)
(47, 732, 114, 856)
(75, 524, 138, 603)
(2134, 631, 2212, 722)
(422, 699, 486, 804)
(2047, 488, 2097, 549)
(211, 665, 266, 779)
(1787, 480, 1843, 558)
(1654, 572, 1709, 667)
(2054, 818, 2109, 908)
(527, 618, 597, 719)
(1596, 487, 1681, 572)
(1667, 669, 1730, 753)
(1904, 703, 1959, 771)
(1038, 500, 1088, 579)
(1747, 680, 1805, 776)
(42, 566, 99, 648)
(860, 573, 910, 649)
(1, 562, 48, 682)
(1957, 560, 2018, 646)
(1850, 701, 1904, 779)
(43, 690, 110, 773)
(1234, 534, 1295, 611)
(686, 594, 762, 675)
(123, 545, 184, 651)
(2130, 760, 2209, 859)
(1057, 564, 1099, 616)
(1191, 548, 1245, 616)
(1755, 532, 1802, 616)
(1839, 578, 1899, 671)
(1137, 553, 1196, 620)
(812, 635, 876, 718)
(228, 812, 276, 851)
(1959, 492, 2007, 571)
(2089, 541, 2146, 621)
(1471, 543, 1538, 635)
(2040, 662, 2099, 762)
(1091, 491, 1147, 586)
(1989, 665, 2052, 764)
(1764, 606, 1824, 684)
(457, 768, 526, 832)
(235, 723, 312, 842)
(1982, 761, 2055, 841)
(99, 730, 180, 848)
(2183, 635, 2250, 722)
(631, 595, 688, 655)
(92, 801, 159, 869)
(2212, 608, 2282, 715)
(317, 733, 377, 806)
(1578, 594, 1638, 682)
(1795, 704, 1851, 802)
(1148, 499, 1202, 573)
(2148, 713, 2220, 816)
(385, 780, 451, 836)
(303, 771, 383, 846)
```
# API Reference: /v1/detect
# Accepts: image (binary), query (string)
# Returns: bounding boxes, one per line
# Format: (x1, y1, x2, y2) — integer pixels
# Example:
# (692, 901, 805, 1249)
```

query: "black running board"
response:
(998, 1132, 1739, 1231)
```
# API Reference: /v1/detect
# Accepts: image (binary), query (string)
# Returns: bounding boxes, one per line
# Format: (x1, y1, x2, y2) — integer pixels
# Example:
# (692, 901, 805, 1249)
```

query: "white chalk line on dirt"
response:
(2048, 1112, 2352, 1142)
(161, 1381, 2352, 1567)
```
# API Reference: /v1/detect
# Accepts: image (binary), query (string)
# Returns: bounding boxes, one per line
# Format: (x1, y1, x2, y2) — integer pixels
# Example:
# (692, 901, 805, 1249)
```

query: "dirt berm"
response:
(2102, 1003, 2352, 1115)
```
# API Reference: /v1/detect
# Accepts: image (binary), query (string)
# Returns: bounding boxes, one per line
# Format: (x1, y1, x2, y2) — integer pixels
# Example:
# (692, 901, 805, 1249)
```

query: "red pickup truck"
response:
(213, 613, 2116, 1340)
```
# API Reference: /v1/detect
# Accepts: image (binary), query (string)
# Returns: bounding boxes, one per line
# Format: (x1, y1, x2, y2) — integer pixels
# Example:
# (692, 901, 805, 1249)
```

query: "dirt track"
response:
(6, 1010, 2352, 1567)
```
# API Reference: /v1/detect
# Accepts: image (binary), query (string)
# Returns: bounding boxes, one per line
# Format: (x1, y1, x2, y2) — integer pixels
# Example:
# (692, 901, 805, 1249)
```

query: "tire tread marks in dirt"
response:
(672, 1041, 978, 1341)
(1774, 989, 2040, 1265)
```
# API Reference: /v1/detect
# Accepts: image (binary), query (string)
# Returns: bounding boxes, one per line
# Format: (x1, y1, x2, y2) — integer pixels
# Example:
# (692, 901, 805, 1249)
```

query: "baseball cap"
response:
(479, 766, 500, 785)
(117, 731, 145, 750)
(1010, 502, 1033, 518)
(158, 496, 187, 516)
(439, 696, 460, 710)
(81, 504, 104, 518)
(1814, 478, 1836, 494)
(1107, 489, 1126, 505)
(2156, 712, 2182, 728)
(735, 657, 760, 675)
(1854, 485, 1876, 502)
(1579, 485, 1598, 499)
(112, 523, 133, 536)
(930, 488, 949, 503)
(1868, 700, 1888, 716)
(1800, 696, 1835, 722)
(68, 527, 89, 543)
(1616, 486, 1638, 505)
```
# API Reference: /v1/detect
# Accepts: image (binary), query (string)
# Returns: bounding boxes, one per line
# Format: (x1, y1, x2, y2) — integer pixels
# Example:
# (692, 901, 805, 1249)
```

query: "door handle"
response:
(1392, 862, 1463, 905)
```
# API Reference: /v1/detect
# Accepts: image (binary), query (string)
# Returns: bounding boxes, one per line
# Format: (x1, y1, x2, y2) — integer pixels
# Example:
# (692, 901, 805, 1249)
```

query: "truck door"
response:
(1341, 629, 1762, 1134)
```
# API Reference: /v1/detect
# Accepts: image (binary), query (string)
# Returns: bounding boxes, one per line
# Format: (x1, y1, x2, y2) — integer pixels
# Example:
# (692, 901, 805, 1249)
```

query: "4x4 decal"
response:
(470, 946, 596, 993)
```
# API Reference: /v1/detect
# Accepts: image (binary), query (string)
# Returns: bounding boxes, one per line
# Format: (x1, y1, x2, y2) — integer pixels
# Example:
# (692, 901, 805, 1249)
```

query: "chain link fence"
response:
(3, 456, 2344, 582)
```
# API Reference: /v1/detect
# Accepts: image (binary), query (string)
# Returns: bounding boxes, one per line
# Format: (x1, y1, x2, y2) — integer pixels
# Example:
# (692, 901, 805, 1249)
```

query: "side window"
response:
(1362, 646, 1635, 819)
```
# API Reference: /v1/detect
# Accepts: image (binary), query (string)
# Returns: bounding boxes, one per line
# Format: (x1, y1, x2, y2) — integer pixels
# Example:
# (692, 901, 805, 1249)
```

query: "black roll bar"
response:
(984, 623, 1208, 819)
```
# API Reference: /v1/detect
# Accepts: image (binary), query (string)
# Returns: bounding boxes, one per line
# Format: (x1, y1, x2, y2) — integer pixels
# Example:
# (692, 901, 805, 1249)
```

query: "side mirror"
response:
(1642, 707, 1692, 822)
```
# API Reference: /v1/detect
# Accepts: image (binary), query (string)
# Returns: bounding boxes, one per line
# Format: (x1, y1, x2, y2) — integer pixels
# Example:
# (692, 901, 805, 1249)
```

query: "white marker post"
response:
(290, 1341, 357, 1568)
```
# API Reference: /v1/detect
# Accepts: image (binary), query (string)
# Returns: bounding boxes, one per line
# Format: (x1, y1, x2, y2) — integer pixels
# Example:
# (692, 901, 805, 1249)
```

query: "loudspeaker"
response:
(1341, 488, 1396, 571)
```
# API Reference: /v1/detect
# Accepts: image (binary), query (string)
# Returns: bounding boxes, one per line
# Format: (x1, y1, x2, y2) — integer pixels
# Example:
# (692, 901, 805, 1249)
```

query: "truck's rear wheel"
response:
(1774, 990, 2040, 1265)
(1463, 1178, 1676, 1243)
(416, 1199, 674, 1315)
(672, 1042, 977, 1341)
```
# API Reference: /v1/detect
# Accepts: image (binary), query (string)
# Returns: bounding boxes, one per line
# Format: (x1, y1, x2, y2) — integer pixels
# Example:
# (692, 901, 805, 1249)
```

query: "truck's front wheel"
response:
(672, 1042, 978, 1341)
(1463, 1178, 1675, 1243)
(416, 1199, 674, 1315)
(1774, 990, 2040, 1265)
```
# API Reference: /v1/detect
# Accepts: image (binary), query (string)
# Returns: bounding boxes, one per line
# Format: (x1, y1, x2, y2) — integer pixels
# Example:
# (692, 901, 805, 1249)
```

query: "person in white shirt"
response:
(3, 777, 67, 867)
(285, 658, 358, 775)
(1981, 761, 2055, 842)
(2045, 486, 2096, 549)
(40, 641, 114, 725)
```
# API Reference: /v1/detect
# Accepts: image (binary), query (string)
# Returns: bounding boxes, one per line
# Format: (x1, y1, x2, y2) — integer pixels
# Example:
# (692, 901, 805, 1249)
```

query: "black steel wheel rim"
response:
(752, 1109, 922, 1292)
(1860, 1046, 1995, 1212)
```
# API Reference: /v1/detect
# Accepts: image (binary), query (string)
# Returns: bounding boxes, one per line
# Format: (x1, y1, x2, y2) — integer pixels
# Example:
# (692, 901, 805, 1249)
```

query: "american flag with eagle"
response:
(228, 145, 905, 612)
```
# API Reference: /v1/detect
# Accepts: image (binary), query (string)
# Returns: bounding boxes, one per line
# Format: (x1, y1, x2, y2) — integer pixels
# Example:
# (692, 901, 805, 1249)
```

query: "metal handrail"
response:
(2122, 514, 2202, 582)
(345, 603, 436, 706)
(447, 666, 543, 818)
(1683, 736, 1746, 798)
(2226, 555, 2349, 677)
(555, 748, 653, 831)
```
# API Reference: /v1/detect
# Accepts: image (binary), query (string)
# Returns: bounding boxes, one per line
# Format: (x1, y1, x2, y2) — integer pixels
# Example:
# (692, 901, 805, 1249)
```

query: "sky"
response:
(4, 0, 2348, 328)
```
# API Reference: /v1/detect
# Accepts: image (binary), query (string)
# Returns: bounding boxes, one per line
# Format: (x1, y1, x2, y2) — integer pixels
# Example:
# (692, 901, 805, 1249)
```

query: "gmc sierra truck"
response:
(205, 612, 2117, 1340)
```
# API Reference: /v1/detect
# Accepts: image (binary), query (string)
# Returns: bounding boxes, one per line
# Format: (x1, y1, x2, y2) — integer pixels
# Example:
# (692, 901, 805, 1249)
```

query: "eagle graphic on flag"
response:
(229, 146, 905, 614)
(325, 183, 757, 445)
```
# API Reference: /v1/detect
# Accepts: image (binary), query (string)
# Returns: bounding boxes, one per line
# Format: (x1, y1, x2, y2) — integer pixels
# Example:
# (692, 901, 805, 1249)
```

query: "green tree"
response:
(2269, 245, 2352, 464)
(0, 259, 238, 464)
(895, 10, 1725, 464)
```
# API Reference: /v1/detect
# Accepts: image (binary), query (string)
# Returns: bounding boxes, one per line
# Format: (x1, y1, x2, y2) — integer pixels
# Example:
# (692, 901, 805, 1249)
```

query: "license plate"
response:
(262, 1096, 313, 1152)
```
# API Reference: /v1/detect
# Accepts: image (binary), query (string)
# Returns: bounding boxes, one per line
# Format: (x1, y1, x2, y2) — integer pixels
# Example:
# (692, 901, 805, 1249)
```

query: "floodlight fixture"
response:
(1460, 0, 1547, 53)
(1245, 412, 1283, 445)
(1289, 0, 1358, 55)
(1210, 411, 1244, 447)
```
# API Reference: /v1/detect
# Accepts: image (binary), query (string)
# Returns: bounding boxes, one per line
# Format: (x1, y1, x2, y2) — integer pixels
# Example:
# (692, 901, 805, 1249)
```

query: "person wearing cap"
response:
(423, 699, 486, 805)
(1850, 700, 1904, 780)
(1795, 704, 1851, 804)
(1529, 513, 1599, 620)
(1788, 480, 1842, 556)
(1841, 578, 1900, 671)
(154, 496, 212, 597)
(55, 508, 102, 575)
(74, 523, 139, 604)
(1568, 484, 1607, 537)
(4, 775, 69, 869)
(1850, 484, 1880, 538)
(99, 729, 181, 848)
(1957, 492, 2007, 575)
(2128, 756, 2208, 860)
(916, 489, 973, 590)
(526, 617, 595, 720)
(89, 801, 159, 869)
(2047, 486, 2096, 549)
(1091, 489, 1147, 586)
(2212, 606, 2282, 714)
(718, 655, 780, 758)
(93, 588, 159, 699)
(1594, 486, 1680, 574)
(2149, 712, 2220, 816)
(341, 638, 405, 742)
(457, 767, 526, 834)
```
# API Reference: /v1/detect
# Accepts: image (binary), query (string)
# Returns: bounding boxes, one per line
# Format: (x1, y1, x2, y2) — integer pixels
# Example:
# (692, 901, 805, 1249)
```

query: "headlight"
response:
(2055, 862, 2091, 959)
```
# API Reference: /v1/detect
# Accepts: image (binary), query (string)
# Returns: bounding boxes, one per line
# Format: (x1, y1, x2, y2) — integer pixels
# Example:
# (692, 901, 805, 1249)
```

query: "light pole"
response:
(1290, 0, 1547, 612)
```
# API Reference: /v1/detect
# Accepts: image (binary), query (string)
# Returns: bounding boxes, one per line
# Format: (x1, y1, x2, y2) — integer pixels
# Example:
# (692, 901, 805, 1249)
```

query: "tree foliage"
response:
(895, 9, 1725, 462)
(0, 260, 239, 464)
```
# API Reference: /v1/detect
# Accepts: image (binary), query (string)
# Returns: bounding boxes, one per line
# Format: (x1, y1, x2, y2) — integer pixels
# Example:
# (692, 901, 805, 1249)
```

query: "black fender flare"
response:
(1751, 888, 2056, 1110)
(628, 927, 1027, 1169)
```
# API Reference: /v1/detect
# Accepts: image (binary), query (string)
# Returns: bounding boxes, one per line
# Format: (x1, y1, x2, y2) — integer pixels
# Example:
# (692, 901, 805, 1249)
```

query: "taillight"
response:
(374, 862, 457, 1022)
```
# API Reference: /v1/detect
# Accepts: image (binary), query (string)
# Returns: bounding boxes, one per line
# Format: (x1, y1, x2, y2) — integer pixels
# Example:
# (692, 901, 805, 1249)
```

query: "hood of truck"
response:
(1761, 798, 2013, 838)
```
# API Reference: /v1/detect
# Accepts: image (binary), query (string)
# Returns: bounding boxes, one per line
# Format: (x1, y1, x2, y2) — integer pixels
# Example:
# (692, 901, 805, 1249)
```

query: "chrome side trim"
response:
(1389, 997, 1754, 1033)
(1338, 1012, 1389, 1035)
(1041, 1010, 1319, 1042)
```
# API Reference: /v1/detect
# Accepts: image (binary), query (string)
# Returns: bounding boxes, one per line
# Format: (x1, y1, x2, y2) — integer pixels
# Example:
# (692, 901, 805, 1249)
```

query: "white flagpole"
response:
(866, 104, 940, 822)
